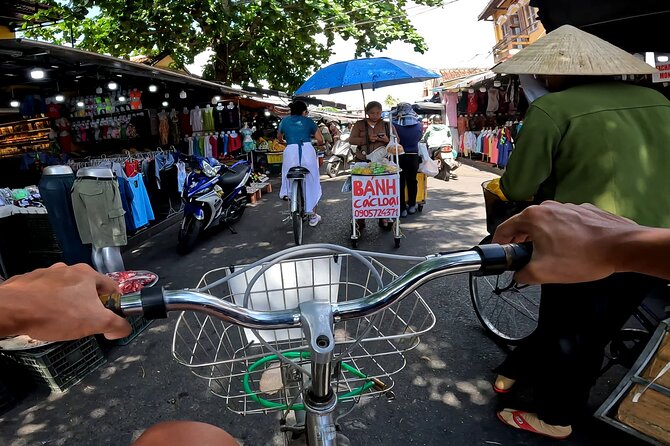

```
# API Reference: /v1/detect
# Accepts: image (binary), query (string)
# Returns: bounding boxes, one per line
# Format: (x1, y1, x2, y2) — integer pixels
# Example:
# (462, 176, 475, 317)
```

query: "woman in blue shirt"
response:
(277, 101, 324, 226)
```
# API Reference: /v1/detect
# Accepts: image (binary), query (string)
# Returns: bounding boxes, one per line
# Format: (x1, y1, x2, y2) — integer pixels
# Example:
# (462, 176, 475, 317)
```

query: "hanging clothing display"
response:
(38, 172, 92, 265)
(179, 109, 192, 135)
(190, 106, 203, 132)
(457, 92, 469, 115)
(210, 134, 218, 158)
(158, 111, 169, 145)
(169, 109, 180, 144)
(467, 92, 478, 115)
(117, 176, 135, 232)
(457, 115, 469, 136)
(204, 135, 213, 157)
(202, 106, 215, 132)
(241, 126, 255, 152)
(176, 161, 187, 193)
(126, 173, 155, 231)
(444, 93, 459, 127)
(487, 88, 500, 114)
(71, 178, 127, 248)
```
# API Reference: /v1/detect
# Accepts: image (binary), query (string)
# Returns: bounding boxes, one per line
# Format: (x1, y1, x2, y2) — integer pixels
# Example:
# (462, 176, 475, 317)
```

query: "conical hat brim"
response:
(493, 25, 657, 76)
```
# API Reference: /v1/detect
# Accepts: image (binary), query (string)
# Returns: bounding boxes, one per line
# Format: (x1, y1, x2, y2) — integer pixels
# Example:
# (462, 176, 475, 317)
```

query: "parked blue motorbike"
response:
(177, 156, 251, 255)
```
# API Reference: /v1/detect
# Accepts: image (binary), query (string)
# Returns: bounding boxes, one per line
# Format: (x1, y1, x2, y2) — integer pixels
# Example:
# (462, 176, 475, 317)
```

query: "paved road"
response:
(0, 165, 646, 445)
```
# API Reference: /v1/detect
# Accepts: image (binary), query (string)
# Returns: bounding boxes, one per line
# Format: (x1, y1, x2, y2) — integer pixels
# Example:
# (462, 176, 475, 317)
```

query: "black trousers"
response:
(38, 173, 92, 266)
(495, 273, 662, 426)
(399, 154, 420, 210)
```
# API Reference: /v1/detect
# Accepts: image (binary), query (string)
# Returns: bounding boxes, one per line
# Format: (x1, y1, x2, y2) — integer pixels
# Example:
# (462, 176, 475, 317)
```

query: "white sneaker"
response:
(309, 213, 322, 227)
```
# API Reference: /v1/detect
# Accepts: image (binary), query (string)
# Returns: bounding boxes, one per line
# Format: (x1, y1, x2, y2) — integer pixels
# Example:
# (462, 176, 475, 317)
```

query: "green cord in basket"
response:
(242, 351, 376, 411)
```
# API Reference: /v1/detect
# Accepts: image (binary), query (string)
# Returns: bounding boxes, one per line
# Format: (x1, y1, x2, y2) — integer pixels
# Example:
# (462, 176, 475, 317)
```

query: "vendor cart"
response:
(350, 171, 402, 248)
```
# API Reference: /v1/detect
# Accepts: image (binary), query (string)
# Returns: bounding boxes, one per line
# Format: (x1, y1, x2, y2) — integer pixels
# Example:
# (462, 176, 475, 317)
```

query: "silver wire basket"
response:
(172, 254, 435, 415)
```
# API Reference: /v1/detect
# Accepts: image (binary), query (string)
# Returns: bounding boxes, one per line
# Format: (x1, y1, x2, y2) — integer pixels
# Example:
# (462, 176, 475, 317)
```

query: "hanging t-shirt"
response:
(176, 161, 187, 193)
(466, 93, 478, 115)
(487, 88, 500, 114)
(179, 110, 192, 135)
(127, 173, 155, 230)
(210, 135, 218, 158)
(457, 93, 469, 115)
(444, 93, 459, 127)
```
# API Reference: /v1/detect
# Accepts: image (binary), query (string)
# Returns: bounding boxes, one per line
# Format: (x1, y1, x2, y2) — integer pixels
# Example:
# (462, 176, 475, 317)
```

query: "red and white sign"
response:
(351, 174, 400, 219)
(653, 53, 670, 83)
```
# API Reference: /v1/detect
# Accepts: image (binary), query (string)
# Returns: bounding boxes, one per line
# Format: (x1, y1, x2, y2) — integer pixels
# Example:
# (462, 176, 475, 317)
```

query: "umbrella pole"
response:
(360, 84, 366, 110)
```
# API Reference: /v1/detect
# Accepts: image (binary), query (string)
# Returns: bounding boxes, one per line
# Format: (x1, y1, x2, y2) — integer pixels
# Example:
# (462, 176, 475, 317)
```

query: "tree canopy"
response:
(25, 0, 443, 92)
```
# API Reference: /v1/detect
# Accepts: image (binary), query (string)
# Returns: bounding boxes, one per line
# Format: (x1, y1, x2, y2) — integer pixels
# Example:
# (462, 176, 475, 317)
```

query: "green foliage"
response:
(24, 0, 443, 91)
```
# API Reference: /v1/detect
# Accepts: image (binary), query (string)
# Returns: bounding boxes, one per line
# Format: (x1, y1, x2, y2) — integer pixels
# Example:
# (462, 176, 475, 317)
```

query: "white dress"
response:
(280, 142, 322, 213)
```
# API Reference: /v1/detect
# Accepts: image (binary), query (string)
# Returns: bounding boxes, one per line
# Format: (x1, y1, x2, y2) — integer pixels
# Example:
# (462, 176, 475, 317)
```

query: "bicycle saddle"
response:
(287, 166, 310, 179)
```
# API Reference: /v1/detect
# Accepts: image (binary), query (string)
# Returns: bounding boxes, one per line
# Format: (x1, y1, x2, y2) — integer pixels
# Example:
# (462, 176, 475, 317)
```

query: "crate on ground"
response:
(115, 314, 153, 346)
(0, 336, 105, 393)
(0, 361, 32, 416)
(267, 152, 283, 164)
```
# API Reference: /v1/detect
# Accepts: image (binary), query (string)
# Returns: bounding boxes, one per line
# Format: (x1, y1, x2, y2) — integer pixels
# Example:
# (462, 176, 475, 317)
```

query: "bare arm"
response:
(493, 201, 670, 284)
(0, 263, 131, 341)
(313, 128, 324, 145)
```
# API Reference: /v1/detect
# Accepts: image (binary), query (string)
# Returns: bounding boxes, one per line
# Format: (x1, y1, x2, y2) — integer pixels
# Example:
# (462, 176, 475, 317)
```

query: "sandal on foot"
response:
(496, 409, 572, 440)
(493, 375, 516, 394)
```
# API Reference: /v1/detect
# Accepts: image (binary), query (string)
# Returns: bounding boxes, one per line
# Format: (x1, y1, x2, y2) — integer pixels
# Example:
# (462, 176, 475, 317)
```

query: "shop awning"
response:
(0, 38, 246, 95)
(530, 0, 669, 53)
(440, 71, 497, 91)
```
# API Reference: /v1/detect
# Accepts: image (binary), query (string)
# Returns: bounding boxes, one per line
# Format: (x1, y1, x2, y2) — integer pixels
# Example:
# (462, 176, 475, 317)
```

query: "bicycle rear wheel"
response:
(292, 181, 304, 246)
(470, 235, 541, 344)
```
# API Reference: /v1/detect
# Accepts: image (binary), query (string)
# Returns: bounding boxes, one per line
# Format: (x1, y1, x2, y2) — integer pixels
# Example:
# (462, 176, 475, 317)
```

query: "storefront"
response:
(435, 70, 528, 169)
(0, 38, 261, 275)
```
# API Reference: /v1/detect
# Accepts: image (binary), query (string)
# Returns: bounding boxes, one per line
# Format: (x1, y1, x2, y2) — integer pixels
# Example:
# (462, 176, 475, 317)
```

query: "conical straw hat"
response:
(493, 25, 657, 76)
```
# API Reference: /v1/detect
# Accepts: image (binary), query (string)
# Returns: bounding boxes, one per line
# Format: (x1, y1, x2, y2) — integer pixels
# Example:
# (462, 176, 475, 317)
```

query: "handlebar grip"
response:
(99, 293, 123, 315)
(99, 287, 168, 319)
(473, 242, 533, 276)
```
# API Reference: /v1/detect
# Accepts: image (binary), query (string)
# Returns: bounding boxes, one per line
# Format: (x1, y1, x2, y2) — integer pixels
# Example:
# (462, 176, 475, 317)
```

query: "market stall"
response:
(0, 38, 256, 275)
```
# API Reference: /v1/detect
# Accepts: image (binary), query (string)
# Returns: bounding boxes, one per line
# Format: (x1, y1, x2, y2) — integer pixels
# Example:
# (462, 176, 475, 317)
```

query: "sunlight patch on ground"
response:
(455, 380, 489, 405)
(148, 324, 171, 334)
(441, 391, 462, 408)
(119, 355, 144, 364)
(16, 423, 47, 435)
(209, 247, 225, 254)
(90, 408, 106, 419)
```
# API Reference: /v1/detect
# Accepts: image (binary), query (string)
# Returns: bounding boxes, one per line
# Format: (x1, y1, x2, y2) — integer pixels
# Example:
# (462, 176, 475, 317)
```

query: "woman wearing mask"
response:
(278, 101, 324, 227)
(392, 103, 423, 217)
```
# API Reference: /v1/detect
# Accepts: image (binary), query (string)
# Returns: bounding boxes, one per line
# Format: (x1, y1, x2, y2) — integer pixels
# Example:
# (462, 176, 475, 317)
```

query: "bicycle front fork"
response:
(299, 300, 343, 446)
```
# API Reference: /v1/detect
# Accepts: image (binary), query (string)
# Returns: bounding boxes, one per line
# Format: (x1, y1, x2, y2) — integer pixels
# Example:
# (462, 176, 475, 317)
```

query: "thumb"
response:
(102, 313, 132, 340)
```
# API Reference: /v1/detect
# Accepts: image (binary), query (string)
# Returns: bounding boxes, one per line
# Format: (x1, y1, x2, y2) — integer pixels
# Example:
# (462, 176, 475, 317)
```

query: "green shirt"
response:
(500, 82, 670, 228)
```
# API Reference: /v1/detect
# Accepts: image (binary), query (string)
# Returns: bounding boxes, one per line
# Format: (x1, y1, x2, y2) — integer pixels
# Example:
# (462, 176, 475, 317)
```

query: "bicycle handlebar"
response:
(100, 243, 532, 330)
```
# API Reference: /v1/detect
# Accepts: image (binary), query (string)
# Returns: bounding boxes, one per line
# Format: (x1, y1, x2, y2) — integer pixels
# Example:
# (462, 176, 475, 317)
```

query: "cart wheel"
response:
(417, 204, 424, 212)
(394, 238, 400, 248)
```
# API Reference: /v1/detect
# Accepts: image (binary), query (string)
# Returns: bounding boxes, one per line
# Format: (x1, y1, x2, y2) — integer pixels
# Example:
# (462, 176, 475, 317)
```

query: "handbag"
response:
(418, 157, 439, 177)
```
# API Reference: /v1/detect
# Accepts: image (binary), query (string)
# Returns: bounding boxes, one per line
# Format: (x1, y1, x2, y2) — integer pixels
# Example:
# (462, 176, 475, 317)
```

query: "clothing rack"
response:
(67, 148, 172, 172)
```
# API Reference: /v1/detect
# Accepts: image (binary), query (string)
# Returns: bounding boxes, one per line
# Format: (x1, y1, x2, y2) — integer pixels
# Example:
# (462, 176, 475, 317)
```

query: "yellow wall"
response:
(0, 26, 15, 40)
(489, 0, 545, 46)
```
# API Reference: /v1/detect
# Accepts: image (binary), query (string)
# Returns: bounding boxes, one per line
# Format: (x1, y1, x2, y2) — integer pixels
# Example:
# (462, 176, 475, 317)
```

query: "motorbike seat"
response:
(219, 165, 248, 190)
(287, 166, 310, 179)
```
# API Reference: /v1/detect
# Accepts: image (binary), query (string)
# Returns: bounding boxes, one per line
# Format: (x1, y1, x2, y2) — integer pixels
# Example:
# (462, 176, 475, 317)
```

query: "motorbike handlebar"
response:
(100, 243, 533, 329)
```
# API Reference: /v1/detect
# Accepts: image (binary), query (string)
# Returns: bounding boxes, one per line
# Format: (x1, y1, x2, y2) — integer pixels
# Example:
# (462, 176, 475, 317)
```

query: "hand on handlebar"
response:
(492, 201, 638, 284)
(0, 263, 131, 341)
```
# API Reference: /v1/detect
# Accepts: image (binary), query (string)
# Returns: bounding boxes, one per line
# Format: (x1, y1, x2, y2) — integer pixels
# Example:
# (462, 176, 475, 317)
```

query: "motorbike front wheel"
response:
(325, 161, 340, 178)
(177, 217, 204, 255)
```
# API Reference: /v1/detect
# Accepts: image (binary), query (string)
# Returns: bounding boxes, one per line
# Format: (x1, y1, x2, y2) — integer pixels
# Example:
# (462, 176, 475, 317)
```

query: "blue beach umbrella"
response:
(295, 57, 440, 99)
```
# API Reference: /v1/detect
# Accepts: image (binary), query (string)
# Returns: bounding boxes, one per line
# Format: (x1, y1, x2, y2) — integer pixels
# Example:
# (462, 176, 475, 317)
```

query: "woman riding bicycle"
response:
(277, 101, 324, 227)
